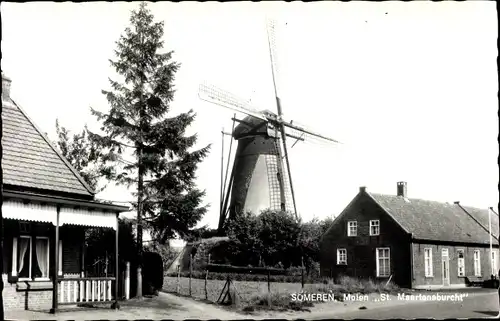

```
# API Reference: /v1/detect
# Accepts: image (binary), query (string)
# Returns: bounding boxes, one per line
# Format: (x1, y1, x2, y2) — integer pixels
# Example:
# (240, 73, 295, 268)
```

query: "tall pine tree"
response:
(90, 3, 210, 298)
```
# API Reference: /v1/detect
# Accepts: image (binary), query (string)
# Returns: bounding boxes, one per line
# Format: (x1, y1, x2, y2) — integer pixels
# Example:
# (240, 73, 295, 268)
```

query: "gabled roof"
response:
(458, 204, 499, 241)
(2, 97, 95, 197)
(367, 192, 498, 245)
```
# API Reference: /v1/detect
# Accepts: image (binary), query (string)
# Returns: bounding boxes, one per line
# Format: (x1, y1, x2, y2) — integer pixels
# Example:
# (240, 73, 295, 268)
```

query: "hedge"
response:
(206, 263, 286, 275)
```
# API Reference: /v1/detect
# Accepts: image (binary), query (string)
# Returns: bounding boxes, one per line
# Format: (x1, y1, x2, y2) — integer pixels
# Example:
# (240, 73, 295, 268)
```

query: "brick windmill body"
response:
(227, 111, 294, 221)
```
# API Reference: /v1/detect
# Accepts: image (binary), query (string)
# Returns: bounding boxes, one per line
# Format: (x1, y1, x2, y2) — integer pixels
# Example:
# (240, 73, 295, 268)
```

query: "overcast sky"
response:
(2, 1, 498, 231)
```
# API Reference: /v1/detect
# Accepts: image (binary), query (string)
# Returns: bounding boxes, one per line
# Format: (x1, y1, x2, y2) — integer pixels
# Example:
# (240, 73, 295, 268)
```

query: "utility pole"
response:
(495, 206, 500, 310)
(489, 207, 494, 276)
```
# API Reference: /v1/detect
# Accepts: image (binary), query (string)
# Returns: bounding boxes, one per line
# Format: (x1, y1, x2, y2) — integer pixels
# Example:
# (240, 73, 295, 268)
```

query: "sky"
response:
(1, 2, 498, 236)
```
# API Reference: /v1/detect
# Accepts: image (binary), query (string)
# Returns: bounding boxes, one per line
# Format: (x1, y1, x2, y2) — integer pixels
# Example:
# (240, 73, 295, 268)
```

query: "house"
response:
(1, 73, 130, 312)
(320, 181, 499, 289)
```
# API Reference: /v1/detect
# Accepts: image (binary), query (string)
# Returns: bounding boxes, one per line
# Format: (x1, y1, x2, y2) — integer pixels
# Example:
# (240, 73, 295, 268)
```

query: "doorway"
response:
(441, 248, 450, 286)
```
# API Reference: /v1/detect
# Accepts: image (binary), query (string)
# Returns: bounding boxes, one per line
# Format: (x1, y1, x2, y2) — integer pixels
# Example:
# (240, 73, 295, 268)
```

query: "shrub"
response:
(143, 251, 164, 295)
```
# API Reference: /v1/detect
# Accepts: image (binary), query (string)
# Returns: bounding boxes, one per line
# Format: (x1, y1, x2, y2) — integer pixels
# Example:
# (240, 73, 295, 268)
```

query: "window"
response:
(347, 221, 357, 237)
(376, 247, 390, 277)
(12, 236, 50, 280)
(473, 250, 481, 276)
(17, 236, 32, 279)
(492, 251, 497, 276)
(337, 249, 347, 265)
(35, 237, 50, 279)
(370, 220, 380, 236)
(457, 249, 465, 277)
(424, 248, 433, 277)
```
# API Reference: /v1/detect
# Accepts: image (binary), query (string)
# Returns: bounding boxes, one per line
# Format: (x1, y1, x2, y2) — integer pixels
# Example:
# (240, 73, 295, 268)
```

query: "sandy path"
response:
(5, 293, 246, 320)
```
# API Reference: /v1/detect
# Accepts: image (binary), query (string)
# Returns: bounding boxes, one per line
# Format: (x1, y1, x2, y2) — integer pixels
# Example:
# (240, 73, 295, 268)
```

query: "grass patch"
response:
(314, 275, 400, 296)
(243, 291, 314, 312)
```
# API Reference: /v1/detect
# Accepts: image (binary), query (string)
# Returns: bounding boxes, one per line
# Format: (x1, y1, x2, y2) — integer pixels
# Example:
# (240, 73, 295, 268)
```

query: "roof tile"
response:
(368, 192, 497, 245)
(1, 98, 94, 197)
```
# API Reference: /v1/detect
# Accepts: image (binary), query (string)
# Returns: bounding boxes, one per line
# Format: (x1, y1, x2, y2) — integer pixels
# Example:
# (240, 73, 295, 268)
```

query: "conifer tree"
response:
(90, 2, 210, 298)
(55, 119, 105, 192)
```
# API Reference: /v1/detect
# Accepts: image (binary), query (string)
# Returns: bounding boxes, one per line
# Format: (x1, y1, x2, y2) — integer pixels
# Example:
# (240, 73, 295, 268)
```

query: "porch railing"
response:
(58, 277, 116, 305)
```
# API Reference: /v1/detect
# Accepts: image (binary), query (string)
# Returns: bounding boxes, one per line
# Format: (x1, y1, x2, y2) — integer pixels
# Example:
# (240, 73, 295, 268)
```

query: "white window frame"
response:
(337, 248, 347, 265)
(11, 237, 18, 277)
(424, 248, 433, 277)
(16, 235, 33, 281)
(34, 236, 50, 281)
(369, 220, 380, 236)
(376, 247, 391, 277)
(457, 249, 465, 277)
(59, 239, 63, 276)
(473, 250, 481, 277)
(12, 235, 53, 281)
(347, 221, 357, 237)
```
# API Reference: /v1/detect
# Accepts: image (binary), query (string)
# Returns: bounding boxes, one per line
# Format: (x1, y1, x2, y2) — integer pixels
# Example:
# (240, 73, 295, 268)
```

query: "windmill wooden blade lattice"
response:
(198, 82, 267, 121)
(283, 120, 341, 147)
(266, 19, 283, 98)
(266, 17, 300, 219)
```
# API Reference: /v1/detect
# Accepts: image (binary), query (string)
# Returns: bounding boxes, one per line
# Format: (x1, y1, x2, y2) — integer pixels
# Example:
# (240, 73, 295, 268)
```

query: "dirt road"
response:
(7, 289, 497, 320)
(5, 293, 245, 320)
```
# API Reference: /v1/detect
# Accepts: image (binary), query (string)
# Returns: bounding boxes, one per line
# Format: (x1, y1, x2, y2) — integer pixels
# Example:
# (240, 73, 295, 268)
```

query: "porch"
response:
(58, 277, 117, 306)
(2, 191, 130, 313)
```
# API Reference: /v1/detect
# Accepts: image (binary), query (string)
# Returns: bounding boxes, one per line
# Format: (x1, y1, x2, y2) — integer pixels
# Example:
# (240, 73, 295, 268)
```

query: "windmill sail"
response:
(276, 138, 295, 212)
(199, 19, 341, 231)
(199, 83, 266, 121)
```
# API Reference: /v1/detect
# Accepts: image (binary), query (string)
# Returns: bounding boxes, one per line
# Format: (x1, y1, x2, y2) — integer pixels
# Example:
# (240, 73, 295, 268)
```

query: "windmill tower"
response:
(199, 19, 341, 233)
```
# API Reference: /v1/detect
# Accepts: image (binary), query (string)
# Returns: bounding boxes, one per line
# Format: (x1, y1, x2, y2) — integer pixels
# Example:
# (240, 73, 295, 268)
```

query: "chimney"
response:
(2, 73, 12, 101)
(359, 186, 366, 193)
(397, 181, 407, 198)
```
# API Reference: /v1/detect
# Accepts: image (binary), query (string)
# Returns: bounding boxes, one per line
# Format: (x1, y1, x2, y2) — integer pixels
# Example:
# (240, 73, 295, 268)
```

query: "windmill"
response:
(199, 19, 341, 233)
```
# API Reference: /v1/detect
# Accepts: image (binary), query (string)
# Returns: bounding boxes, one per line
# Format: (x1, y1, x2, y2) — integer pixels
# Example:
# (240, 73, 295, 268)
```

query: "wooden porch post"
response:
(112, 212, 120, 309)
(80, 230, 85, 277)
(50, 206, 60, 314)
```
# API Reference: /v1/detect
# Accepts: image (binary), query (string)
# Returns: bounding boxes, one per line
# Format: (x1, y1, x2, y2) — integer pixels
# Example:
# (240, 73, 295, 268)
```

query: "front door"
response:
(441, 249, 450, 286)
(354, 246, 372, 278)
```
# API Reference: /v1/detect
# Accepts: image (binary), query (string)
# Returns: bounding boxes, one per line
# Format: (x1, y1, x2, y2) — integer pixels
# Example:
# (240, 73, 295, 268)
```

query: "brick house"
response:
(1, 73, 129, 312)
(320, 181, 499, 289)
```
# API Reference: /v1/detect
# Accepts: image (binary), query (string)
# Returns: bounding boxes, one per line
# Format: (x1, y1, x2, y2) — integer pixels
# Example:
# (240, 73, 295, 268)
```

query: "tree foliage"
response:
(144, 241, 180, 269)
(297, 217, 333, 273)
(89, 2, 210, 243)
(85, 218, 138, 275)
(54, 119, 106, 192)
(223, 210, 333, 270)
(258, 210, 301, 268)
(226, 211, 264, 267)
